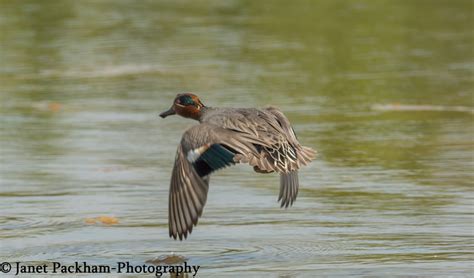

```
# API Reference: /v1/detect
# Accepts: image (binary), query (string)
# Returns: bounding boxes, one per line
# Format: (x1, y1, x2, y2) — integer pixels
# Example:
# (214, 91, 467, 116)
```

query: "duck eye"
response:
(177, 95, 195, 106)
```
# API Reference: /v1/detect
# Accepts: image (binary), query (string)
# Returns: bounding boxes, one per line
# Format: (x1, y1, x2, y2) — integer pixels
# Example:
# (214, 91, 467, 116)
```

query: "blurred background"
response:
(0, 0, 472, 276)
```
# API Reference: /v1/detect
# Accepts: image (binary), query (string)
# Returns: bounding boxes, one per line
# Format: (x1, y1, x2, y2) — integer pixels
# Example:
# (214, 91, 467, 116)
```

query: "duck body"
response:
(160, 94, 316, 240)
(200, 106, 315, 172)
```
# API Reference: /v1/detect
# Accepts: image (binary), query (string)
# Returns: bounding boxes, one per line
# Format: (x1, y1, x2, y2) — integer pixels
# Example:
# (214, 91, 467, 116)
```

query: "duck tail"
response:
(298, 146, 317, 166)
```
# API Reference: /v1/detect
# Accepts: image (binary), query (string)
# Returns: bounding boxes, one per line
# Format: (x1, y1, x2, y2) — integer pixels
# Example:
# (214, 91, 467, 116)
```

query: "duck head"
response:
(160, 93, 205, 120)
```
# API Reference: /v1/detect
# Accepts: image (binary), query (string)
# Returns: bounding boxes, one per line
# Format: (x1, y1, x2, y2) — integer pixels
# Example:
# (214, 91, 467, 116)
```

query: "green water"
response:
(1, 0, 473, 276)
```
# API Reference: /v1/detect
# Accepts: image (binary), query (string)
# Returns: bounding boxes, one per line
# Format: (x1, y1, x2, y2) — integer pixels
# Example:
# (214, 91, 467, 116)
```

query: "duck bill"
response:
(159, 107, 176, 118)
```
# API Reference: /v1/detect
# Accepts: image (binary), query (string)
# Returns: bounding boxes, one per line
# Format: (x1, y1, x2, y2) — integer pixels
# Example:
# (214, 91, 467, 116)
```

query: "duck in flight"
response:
(160, 93, 316, 240)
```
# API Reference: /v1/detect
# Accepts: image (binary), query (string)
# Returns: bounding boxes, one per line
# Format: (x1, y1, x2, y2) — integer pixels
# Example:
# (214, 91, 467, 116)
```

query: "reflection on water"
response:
(1, 0, 473, 276)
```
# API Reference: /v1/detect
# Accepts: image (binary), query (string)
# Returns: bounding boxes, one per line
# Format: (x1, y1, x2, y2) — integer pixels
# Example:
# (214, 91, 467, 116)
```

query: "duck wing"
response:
(264, 106, 316, 165)
(203, 107, 316, 208)
(168, 123, 262, 240)
(204, 108, 316, 172)
(265, 107, 317, 208)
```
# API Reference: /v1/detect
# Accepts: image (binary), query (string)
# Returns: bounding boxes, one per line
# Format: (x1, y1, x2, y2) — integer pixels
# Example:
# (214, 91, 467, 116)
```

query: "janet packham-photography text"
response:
(7, 261, 200, 276)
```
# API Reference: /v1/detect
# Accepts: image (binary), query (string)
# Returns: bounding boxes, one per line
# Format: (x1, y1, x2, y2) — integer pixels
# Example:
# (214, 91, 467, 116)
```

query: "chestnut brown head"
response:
(159, 93, 205, 120)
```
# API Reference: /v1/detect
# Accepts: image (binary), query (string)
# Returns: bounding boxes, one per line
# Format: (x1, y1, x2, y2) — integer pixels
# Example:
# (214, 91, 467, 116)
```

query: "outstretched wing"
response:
(278, 170, 299, 208)
(169, 142, 210, 240)
(168, 124, 261, 240)
(265, 107, 316, 208)
(204, 107, 317, 208)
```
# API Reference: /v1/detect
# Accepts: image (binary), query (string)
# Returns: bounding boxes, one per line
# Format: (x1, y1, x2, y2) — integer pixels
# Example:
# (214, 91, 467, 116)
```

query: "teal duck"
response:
(160, 93, 316, 240)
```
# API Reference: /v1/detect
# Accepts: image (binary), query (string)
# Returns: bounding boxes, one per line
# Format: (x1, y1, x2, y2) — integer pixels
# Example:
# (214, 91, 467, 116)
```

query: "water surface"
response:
(1, 0, 473, 276)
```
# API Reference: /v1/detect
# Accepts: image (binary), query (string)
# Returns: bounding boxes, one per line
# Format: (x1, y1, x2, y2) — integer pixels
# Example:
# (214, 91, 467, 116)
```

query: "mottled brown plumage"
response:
(160, 93, 316, 240)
